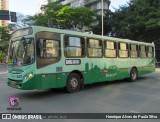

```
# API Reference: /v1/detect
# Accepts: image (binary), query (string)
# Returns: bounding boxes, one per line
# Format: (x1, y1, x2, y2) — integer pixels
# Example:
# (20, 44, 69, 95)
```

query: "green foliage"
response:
(91, 10, 112, 35)
(56, 6, 95, 30)
(108, 0, 160, 42)
(31, 2, 96, 30)
(0, 51, 6, 62)
(9, 13, 34, 30)
(0, 26, 9, 62)
(32, 13, 49, 27)
(0, 26, 9, 53)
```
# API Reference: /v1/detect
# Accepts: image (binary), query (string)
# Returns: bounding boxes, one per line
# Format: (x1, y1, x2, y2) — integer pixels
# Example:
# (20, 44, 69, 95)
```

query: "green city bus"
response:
(7, 26, 155, 92)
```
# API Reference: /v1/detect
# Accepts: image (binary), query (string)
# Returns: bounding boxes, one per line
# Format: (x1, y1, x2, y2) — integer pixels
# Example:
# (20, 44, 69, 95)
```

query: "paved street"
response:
(0, 64, 160, 121)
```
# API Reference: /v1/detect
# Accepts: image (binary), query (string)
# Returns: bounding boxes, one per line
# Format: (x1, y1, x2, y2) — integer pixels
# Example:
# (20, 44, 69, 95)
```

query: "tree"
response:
(91, 10, 112, 35)
(0, 26, 10, 62)
(56, 6, 95, 30)
(32, 13, 49, 27)
(108, 0, 160, 42)
(31, 2, 96, 30)
(0, 51, 6, 63)
(33, 2, 64, 27)
(8, 13, 33, 31)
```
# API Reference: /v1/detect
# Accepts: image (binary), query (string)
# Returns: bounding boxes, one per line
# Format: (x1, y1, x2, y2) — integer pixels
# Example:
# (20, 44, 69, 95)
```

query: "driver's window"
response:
(17, 38, 34, 65)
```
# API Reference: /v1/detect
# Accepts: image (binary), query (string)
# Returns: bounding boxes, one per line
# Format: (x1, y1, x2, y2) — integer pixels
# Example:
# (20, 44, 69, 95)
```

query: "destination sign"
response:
(11, 27, 33, 38)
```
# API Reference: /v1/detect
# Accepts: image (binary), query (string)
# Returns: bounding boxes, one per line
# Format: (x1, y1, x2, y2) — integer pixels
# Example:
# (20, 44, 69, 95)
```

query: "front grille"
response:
(8, 79, 22, 83)
(8, 79, 22, 88)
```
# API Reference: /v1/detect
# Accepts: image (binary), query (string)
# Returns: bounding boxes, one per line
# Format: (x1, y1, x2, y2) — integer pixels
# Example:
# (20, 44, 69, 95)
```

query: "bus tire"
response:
(66, 73, 81, 93)
(129, 68, 138, 82)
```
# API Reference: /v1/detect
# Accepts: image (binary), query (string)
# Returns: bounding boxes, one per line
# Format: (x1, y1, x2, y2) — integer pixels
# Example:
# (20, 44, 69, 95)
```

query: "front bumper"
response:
(7, 78, 35, 90)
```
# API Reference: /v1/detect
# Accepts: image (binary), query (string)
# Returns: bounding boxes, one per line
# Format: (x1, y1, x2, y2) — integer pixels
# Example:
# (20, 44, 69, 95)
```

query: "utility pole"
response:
(102, 0, 104, 37)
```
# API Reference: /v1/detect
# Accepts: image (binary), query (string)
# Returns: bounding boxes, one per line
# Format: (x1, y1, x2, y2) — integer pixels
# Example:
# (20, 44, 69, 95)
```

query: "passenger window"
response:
(64, 36, 85, 57)
(36, 31, 61, 69)
(118, 43, 128, 58)
(87, 39, 102, 57)
(139, 45, 147, 58)
(148, 46, 153, 58)
(130, 44, 138, 58)
(104, 41, 117, 58)
(38, 39, 59, 58)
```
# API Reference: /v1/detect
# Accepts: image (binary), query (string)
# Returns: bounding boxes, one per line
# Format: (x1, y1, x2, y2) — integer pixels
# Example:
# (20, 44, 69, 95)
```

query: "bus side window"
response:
(37, 39, 59, 58)
(87, 38, 102, 57)
(130, 44, 138, 58)
(139, 45, 147, 58)
(104, 41, 117, 58)
(118, 42, 129, 58)
(39, 39, 46, 57)
(64, 36, 85, 57)
(147, 46, 154, 58)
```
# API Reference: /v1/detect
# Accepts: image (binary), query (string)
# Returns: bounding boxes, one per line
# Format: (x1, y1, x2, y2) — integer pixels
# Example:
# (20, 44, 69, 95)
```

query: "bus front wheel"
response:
(66, 73, 81, 93)
(130, 68, 138, 82)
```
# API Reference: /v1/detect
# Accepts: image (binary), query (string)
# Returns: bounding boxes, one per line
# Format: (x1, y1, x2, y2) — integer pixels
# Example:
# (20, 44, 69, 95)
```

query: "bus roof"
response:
(12, 26, 154, 46)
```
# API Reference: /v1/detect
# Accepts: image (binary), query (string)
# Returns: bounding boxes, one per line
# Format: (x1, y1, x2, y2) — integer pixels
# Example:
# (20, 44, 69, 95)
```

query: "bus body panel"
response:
(7, 56, 155, 90)
(7, 26, 156, 90)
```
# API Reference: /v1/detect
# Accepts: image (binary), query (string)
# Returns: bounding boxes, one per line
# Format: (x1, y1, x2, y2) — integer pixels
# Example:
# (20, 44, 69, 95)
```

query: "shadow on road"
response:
(82, 76, 149, 91)
(14, 88, 67, 99)
(12, 76, 149, 99)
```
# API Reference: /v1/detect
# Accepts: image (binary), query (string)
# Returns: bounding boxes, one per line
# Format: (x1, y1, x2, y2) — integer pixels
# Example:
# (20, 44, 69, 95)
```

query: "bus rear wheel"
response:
(66, 73, 81, 93)
(130, 68, 138, 82)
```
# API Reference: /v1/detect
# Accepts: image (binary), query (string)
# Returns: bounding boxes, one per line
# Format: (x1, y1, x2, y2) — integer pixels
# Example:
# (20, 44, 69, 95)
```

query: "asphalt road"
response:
(0, 64, 160, 122)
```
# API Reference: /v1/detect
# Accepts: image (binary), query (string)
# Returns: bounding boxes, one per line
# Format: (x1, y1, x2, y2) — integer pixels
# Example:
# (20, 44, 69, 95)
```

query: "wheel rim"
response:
(69, 77, 78, 89)
(132, 70, 137, 80)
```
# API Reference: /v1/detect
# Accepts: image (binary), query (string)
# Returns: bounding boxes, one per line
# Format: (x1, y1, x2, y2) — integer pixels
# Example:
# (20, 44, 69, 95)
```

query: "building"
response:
(50, 0, 110, 15)
(0, 0, 9, 26)
(36, 0, 48, 14)
(84, 0, 110, 15)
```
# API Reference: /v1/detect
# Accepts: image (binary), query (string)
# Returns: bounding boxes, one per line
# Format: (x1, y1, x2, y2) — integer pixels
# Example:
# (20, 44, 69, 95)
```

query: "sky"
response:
(9, 0, 130, 15)
(110, 0, 130, 11)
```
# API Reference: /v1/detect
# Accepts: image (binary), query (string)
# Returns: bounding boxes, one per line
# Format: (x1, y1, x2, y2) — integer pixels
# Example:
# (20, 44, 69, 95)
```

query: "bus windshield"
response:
(7, 38, 34, 66)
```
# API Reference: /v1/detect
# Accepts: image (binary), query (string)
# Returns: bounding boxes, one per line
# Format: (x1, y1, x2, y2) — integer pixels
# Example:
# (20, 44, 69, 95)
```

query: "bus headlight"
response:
(24, 72, 33, 80)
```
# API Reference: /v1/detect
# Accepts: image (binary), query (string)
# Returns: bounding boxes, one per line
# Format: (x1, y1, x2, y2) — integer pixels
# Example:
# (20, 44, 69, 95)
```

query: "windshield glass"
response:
(7, 38, 35, 66)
